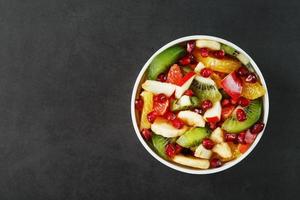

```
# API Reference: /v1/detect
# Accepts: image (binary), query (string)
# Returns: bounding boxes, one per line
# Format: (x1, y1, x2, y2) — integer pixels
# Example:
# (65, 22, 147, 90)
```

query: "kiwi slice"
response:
(151, 134, 169, 159)
(190, 76, 222, 103)
(222, 99, 262, 133)
(147, 45, 186, 80)
(176, 127, 211, 148)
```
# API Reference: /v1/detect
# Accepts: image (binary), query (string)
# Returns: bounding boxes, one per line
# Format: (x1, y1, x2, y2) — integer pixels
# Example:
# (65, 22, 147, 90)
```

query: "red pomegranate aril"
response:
(214, 50, 225, 59)
(141, 129, 152, 141)
(201, 100, 213, 110)
(238, 97, 250, 107)
(225, 133, 237, 142)
(171, 118, 185, 129)
(210, 158, 222, 168)
(157, 73, 167, 82)
(245, 73, 257, 83)
(187, 41, 195, 53)
(135, 99, 144, 111)
(200, 48, 209, 57)
(244, 130, 257, 144)
(164, 111, 176, 121)
(147, 111, 157, 123)
(184, 89, 194, 96)
(154, 93, 167, 103)
(251, 122, 265, 134)
(194, 108, 205, 115)
(200, 68, 212, 78)
(202, 138, 215, 149)
(221, 98, 231, 107)
(236, 109, 247, 121)
(165, 143, 176, 158)
(237, 132, 246, 144)
(179, 55, 191, 66)
(237, 66, 249, 77)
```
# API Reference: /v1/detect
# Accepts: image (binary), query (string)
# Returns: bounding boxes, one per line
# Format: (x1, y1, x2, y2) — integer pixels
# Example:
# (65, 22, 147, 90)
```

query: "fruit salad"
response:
(134, 39, 266, 170)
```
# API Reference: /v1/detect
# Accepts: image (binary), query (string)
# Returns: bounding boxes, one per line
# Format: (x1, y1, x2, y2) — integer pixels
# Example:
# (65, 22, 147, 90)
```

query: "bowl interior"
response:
(131, 35, 269, 174)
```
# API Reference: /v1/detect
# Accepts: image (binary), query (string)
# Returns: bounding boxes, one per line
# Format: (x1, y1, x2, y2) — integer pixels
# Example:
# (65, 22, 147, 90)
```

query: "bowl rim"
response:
(131, 35, 269, 174)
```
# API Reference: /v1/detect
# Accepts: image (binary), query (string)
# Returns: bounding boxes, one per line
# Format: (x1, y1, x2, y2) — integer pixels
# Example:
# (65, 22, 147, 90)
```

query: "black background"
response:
(0, 0, 299, 199)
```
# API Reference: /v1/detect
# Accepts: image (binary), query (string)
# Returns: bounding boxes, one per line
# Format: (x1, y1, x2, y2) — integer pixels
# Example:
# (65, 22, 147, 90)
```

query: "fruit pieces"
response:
(142, 80, 176, 97)
(166, 64, 183, 85)
(139, 91, 154, 130)
(210, 127, 224, 143)
(148, 45, 186, 80)
(176, 127, 211, 148)
(177, 110, 205, 127)
(193, 49, 241, 73)
(175, 72, 196, 98)
(172, 154, 210, 169)
(196, 39, 221, 50)
(151, 117, 188, 138)
(203, 101, 221, 122)
(241, 81, 266, 100)
(190, 76, 222, 103)
(221, 72, 243, 100)
(222, 99, 262, 133)
(194, 145, 212, 159)
(152, 134, 169, 159)
(212, 142, 232, 159)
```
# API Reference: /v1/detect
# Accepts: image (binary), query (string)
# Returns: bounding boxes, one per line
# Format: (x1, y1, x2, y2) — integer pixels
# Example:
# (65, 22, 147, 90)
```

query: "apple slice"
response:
(151, 117, 188, 138)
(177, 110, 205, 127)
(194, 61, 206, 73)
(221, 72, 242, 100)
(203, 101, 221, 122)
(175, 72, 196, 98)
(210, 127, 224, 143)
(172, 154, 210, 169)
(142, 80, 176, 97)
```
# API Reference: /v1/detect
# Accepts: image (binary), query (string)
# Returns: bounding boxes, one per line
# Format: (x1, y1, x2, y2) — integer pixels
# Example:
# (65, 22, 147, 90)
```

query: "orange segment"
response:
(193, 49, 241, 73)
(139, 91, 154, 130)
(238, 143, 250, 154)
(210, 72, 223, 88)
(241, 81, 266, 100)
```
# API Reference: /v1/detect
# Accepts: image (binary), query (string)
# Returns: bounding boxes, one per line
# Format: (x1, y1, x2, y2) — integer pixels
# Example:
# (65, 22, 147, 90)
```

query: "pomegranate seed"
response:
(141, 129, 152, 141)
(210, 158, 222, 168)
(184, 89, 194, 96)
(237, 66, 249, 77)
(200, 68, 212, 78)
(179, 55, 191, 66)
(165, 143, 176, 158)
(202, 138, 215, 149)
(154, 93, 167, 103)
(175, 144, 183, 154)
(238, 97, 250, 107)
(187, 41, 195, 53)
(221, 98, 231, 107)
(209, 122, 217, 130)
(201, 100, 213, 110)
(157, 73, 167, 82)
(214, 50, 225, 59)
(147, 111, 157, 123)
(225, 133, 237, 142)
(230, 98, 238, 105)
(245, 73, 257, 83)
(236, 109, 247, 121)
(200, 48, 209, 57)
(194, 108, 205, 115)
(251, 122, 265, 134)
(237, 132, 246, 144)
(135, 99, 143, 111)
(164, 111, 176, 121)
(171, 118, 185, 129)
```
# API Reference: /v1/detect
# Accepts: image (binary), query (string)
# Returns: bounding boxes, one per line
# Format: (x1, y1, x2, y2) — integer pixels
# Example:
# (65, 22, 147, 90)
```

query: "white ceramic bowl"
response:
(131, 35, 269, 174)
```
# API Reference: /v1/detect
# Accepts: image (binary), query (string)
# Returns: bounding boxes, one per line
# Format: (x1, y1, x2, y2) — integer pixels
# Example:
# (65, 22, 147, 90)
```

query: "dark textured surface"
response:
(0, 0, 299, 199)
